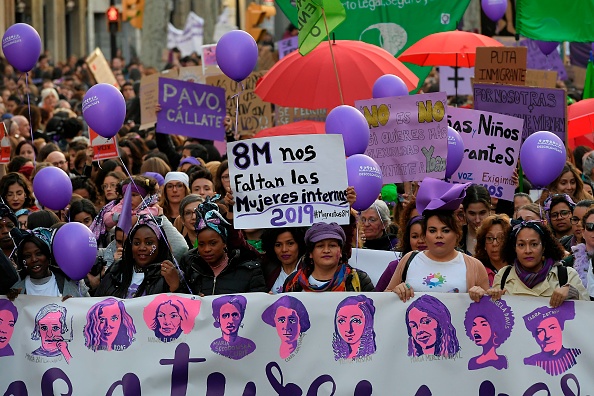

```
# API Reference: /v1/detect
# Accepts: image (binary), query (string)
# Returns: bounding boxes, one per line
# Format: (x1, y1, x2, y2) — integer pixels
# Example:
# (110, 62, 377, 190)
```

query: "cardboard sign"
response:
(525, 69, 558, 88)
(473, 83, 567, 142)
(85, 48, 119, 88)
(206, 71, 272, 137)
(201, 44, 219, 76)
(275, 107, 327, 125)
(439, 66, 475, 96)
(89, 128, 119, 161)
(228, 135, 349, 229)
(139, 68, 179, 130)
(178, 66, 204, 83)
(156, 77, 226, 141)
(475, 47, 527, 86)
(0, 123, 10, 164)
(447, 107, 524, 201)
(355, 92, 449, 183)
(278, 36, 299, 59)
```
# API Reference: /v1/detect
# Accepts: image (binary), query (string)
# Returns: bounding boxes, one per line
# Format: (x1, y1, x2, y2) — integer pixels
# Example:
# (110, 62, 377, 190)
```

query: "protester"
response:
(261, 227, 307, 293)
(460, 185, 492, 255)
(474, 214, 512, 286)
(359, 200, 398, 251)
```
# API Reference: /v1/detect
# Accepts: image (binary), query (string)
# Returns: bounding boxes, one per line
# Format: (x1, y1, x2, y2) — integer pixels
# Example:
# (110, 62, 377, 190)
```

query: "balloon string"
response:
(117, 156, 193, 295)
(231, 82, 245, 141)
(25, 72, 36, 166)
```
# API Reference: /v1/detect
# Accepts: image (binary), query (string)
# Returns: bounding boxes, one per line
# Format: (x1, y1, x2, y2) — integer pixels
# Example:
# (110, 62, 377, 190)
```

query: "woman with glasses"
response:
(469, 220, 588, 308)
(561, 201, 594, 291)
(359, 200, 398, 251)
(159, 172, 190, 223)
(543, 194, 575, 246)
(474, 214, 511, 286)
(173, 194, 204, 249)
(100, 171, 126, 204)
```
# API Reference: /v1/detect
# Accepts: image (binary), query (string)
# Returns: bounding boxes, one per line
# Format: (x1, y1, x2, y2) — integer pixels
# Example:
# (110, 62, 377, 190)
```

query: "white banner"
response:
(167, 12, 204, 57)
(0, 293, 592, 394)
(228, 135, 350, 229)
(349, 248, 400, 286)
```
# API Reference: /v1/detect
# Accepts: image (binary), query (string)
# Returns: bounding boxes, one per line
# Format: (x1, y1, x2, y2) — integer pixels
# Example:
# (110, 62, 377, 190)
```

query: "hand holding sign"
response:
(520, 131, 566, 188)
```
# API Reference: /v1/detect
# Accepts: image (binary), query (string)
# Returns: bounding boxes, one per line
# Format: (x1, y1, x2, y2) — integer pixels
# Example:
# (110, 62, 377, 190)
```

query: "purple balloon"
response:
(372, 74, 409, 98)
(32, 167, 73, 210)
(445, 127, 465, 178)
(535, 41, 559, 56)
(216, 30, 258, 82)
(346, 154, 384, 211)
(82, 83, 126, 138)
(326, 105, 370, 157)
(520, 131, 566, 188)
(2, 23, 41, 73)
(53, 222, 98, 281)
(481, 0, 507, 22)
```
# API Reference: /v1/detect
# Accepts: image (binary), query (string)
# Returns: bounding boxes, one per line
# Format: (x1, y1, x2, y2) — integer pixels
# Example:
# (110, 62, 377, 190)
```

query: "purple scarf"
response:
(514, 258, 555, 289)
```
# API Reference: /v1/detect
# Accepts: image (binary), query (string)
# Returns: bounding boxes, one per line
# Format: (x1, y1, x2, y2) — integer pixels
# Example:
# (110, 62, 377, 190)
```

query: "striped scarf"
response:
(284, 264, 351, 292)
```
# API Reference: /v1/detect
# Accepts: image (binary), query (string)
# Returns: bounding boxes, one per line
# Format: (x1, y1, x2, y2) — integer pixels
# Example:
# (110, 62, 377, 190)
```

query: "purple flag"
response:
(118, 184, 133, 236)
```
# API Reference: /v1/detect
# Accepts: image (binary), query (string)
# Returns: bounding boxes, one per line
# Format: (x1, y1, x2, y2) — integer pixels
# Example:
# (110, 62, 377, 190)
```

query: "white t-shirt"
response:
(127, 272, 145, 298)
(406, 251, 467, 293)
(25, 273, 61, 297)
(271, 267, 297, 294)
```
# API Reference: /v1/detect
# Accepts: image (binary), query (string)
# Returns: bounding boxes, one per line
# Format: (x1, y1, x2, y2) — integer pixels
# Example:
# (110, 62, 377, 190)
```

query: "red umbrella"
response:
(254, 121, 325, 138)
(568, 98, 594, 139)
(398, 30, 504, 67)
(254, 40, 418, 110)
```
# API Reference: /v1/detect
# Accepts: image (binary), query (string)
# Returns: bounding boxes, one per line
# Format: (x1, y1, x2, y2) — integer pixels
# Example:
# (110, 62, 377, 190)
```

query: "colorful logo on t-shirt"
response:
(422, 273, 446, 288)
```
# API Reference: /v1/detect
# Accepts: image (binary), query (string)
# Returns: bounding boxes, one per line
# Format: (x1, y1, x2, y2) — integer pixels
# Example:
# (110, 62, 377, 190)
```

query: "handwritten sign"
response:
(178, 66, 204, 83)
(473, 83, 567, 142)
(275, 107, 327, 125)
(475, 47, 527, 86)
(85, 48, 118, 88)
(439, 66, 474, 96)
(447, 107, 524, 201)
(206, 71, 272, 137)
(156, 77, 226, 141)
(278, 36, 299, 59)
(89, 128, 119, 161)
(0, 123, 10, 163)
(139, 68, 179, 130)
(228, 135, 349, 229)
(355, 92, 449, 183)
(525, 69, 558, 88)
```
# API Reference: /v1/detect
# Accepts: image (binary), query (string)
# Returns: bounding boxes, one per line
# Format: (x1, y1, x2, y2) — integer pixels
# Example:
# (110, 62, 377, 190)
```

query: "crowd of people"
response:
(0, 46, 593, 326)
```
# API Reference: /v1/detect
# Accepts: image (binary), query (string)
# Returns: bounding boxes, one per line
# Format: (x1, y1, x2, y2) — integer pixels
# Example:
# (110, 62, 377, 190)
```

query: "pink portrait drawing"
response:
(0, 299, 18, 357)
(261, 296, 310, 359)
(83, 298, 136, 352)
(523, 301, 581, 376)
(333, 295, 376, 361)
(143, 295, 201, 343)
(464, 296, 514, 370)
(31, 304, 73, 363)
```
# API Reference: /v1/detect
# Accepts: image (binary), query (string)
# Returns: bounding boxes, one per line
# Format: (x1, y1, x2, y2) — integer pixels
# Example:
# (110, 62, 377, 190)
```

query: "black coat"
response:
(95, 260, 171, 299)
(179, 247, 267, 296)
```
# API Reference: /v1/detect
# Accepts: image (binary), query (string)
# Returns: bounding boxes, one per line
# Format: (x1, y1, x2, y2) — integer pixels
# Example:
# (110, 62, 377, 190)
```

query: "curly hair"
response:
(474, 214, 511, 265)
(464, 297, 514, 346)
(83, 298, 136, 351)
(502, 220, 565, 264)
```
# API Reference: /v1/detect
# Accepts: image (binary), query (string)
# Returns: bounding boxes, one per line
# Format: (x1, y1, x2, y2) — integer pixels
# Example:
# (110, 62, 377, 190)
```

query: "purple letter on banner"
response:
(157, 77, 226, 141)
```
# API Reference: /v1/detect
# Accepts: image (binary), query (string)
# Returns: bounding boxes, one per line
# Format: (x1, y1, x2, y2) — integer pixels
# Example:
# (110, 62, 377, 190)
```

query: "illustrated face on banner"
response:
(99, 303, 122, 348)
(38, 312, 64, 353)
(84, 298, 136, 352)
(407, 307, 438, 354)
(535, 317, 563, 355)
(0, 309, 16, 352)
(220, 303, 242, 337)
(156, 303, 182, 337)
(471, 317, 493, 347)
(336, 305, 366, 346)
(274, 307, 300, 344)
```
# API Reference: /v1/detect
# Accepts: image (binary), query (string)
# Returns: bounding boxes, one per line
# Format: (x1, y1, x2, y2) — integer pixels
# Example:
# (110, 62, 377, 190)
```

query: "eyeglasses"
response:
(360, 217, 380, 225)
(102, 182, 118, 190)
(549, 210, 571, 220)
(221, 174, 230, 181)
(485, 235, 504, 244)
(570, 216, 581, 225)
(585, 223, 594, 232)
(515, 241, 542, 250)
(166, 183, 185, 190)
(183, 210, 196, 218)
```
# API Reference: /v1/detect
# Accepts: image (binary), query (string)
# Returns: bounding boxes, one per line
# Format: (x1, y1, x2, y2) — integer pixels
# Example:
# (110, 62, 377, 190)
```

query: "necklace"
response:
(133, 265, 145, 273)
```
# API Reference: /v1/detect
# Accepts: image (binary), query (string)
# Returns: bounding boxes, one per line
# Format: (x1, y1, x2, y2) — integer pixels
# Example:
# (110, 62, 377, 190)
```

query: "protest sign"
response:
(178, 66, 204, 83)
(356, 92, 449, 183)
(0, 123, 10, 163)
(89, 128, 119, 161)
(474, 83, 567, 142)
(475, 47, 527, 86)
(448, 107, 524, 201)
(85, 48, 118, 88)
(156, 77, 225, 141)
(278, 36, 299, 59)
(439, 66, 474, 96)
(525, 69, 558, 88)
(139, 68, 179, 130)
(167, 11, 204, 56)
(201, 44, 218, 76)
(206, 71, 272, 137)
(275, 106, 327, 125)
(2, 293, 593, 395)
(228, 134, 349, 229)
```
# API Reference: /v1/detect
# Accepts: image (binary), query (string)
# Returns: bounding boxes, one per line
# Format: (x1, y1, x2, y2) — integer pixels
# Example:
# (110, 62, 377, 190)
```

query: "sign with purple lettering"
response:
(448, 107, 523, 201)
(355, 92, 449, 183)
(473, 83, 566, 142)
(227, 134, 349, 229)
(278, 36, 299, 59)
(157, 77, 225, 141)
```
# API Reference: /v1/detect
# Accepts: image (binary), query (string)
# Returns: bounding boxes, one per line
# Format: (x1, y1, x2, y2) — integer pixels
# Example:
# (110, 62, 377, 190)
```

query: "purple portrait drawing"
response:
(332, 295, 376, 361)
(523, 301, 581, 376)
(261, 296, 310, 359)
(210, 295, 256, 360)
(83, 298, 136, 352)
(0, 299, 18, 357)
(405, 295, 460, 358)
(464, 296, 514, 370)
(30, 303, 73, 364)
(143, 295, 201, 343)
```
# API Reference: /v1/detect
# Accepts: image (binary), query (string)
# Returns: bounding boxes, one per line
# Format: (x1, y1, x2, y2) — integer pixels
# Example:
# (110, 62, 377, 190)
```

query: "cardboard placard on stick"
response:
(85, 48, 119, 88)
(475, 47, 527, 86)
(139, 68, 179, 130)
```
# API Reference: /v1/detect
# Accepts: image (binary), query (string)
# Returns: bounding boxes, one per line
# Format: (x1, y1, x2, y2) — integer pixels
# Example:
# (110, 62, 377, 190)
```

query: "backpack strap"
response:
(557, 264, 568, 287)
(401, 250, 421, 283)
(500, 266, 513, 290)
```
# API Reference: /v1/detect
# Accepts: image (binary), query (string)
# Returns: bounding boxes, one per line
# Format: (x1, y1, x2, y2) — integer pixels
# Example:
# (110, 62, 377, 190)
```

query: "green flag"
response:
(584, 58, 594, 100)
(278, 0, 471, 89)
(297, 0, 346, 56)
(517, 0, 594, 42)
